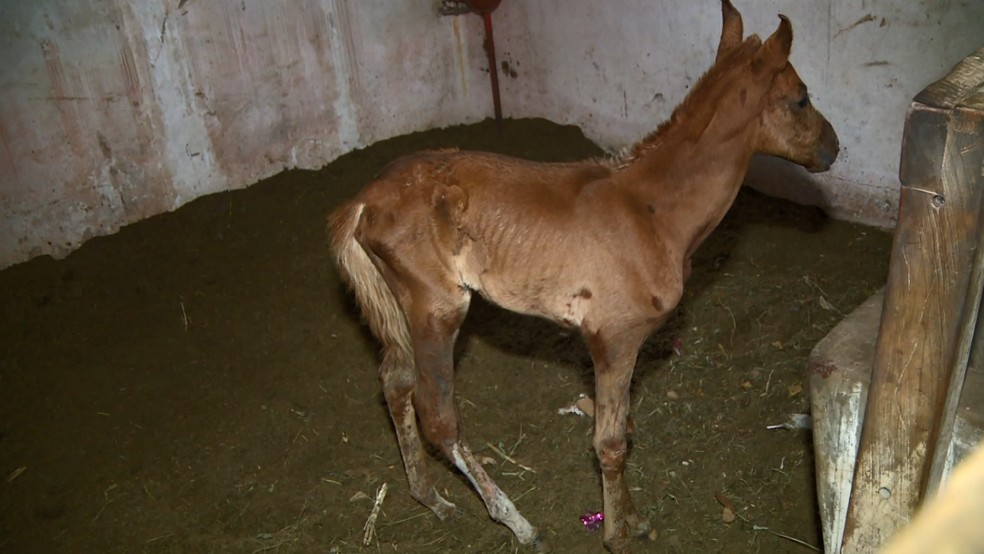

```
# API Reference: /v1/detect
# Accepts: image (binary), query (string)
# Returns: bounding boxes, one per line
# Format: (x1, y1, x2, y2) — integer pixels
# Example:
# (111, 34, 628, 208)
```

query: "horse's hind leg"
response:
(379, 345, 457, 520)
(406, 290, 541, 549)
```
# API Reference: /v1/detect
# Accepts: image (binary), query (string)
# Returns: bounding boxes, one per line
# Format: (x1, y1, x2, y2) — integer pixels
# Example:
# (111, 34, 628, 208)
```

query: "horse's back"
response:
(365, 149, 610, 195)
(349, 149, 614, 248)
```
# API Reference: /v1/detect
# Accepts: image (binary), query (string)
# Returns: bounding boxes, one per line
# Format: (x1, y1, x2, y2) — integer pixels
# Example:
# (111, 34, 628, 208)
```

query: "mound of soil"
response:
(0, 118, 891, 553)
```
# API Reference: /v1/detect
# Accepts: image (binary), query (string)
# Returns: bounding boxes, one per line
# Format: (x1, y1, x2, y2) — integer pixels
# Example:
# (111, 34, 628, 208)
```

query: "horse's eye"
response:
(797, 96, 810, 109)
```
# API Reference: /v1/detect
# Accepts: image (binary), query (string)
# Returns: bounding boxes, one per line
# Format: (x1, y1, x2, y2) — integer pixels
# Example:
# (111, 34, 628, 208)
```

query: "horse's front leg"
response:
(583, 325, 652, 553)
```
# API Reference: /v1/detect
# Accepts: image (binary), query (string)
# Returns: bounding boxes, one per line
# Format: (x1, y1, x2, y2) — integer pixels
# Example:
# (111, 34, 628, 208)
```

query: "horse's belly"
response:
(453, 243, 587, 328)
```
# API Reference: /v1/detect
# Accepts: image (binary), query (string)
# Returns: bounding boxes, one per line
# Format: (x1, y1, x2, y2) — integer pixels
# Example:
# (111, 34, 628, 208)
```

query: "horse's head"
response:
(717, 1, 840, 173)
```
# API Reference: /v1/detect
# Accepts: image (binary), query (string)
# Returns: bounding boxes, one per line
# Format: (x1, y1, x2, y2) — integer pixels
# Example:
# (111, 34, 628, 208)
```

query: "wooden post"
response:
(841, 48, 984, 553)
(880, 444, 984, 554)
(925, 90, 984, 495)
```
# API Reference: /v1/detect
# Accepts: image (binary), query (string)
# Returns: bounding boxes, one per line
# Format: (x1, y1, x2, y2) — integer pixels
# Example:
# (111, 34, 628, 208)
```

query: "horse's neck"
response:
(625, 133, 755, 260)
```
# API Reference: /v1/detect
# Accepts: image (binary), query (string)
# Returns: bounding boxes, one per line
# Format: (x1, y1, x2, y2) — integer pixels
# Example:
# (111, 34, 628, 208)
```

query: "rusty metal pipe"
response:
(440, 0, 503, 125)
(482, 10, 502, 125)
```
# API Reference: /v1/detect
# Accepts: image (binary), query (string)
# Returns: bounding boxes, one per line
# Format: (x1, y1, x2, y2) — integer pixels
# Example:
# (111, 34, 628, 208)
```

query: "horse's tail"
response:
(328, 202, 414, 367)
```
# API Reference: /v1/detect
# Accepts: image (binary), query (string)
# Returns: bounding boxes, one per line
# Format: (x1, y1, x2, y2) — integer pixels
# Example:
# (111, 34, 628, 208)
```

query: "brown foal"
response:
(328, 1, 838, 551)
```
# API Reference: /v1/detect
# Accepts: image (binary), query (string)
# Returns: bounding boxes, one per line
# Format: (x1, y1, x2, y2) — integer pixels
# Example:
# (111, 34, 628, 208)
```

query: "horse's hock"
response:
(809, 48, 984, 553)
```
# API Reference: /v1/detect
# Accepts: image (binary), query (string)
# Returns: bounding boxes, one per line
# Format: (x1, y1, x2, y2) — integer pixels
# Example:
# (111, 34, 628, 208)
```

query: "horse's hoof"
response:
(622, 510, 653, 539)
(628, 517, 653, 538)
(530, 533, 549, 553)
(603, 520, 654, 553)
(603, 537, 635, 554)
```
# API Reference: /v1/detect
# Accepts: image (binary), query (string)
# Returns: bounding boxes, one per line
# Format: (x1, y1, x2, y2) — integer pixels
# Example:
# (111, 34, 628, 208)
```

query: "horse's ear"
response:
(715, 0, 744, 62)
(753, 15, 792, 75)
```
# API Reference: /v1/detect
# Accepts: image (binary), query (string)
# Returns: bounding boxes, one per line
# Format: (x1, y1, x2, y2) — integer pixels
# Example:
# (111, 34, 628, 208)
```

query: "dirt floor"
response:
(0, 119, 892, 553)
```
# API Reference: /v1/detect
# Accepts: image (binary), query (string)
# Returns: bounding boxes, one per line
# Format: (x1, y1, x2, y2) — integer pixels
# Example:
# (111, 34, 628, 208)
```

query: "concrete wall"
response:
(0, 0, 489, 268)
(1, 0, 982, 268)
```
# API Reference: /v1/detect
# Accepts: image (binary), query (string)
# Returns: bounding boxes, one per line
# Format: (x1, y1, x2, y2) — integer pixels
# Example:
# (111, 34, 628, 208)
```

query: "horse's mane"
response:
(605, 35, 764, 170)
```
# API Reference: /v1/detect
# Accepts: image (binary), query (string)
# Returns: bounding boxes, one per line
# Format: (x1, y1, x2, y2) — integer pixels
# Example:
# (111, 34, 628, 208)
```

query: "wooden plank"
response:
(808, 289, 883, 552)
(841, 48, 984, 554)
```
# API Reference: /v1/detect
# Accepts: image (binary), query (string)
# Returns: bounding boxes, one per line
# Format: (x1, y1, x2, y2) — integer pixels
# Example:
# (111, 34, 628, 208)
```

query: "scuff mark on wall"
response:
(112, 0, 175, 221)
(835, 14, 877, 39)
(325, 0, 364, 155)
(41, 39, 85, 161)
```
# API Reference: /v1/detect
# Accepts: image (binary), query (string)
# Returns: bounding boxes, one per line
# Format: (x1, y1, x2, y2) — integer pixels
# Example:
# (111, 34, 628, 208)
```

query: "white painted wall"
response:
(489, 0, 984, 226)
(0, 0, 489, 268)
(1, 0, 982, 268)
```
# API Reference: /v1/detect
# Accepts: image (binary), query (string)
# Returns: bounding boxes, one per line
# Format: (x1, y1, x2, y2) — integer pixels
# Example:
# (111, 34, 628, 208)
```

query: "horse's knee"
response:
(594, 436, 628, 473)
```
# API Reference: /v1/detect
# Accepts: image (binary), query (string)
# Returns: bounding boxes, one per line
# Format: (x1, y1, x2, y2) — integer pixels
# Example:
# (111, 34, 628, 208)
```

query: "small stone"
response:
(574, 396, 595, 417)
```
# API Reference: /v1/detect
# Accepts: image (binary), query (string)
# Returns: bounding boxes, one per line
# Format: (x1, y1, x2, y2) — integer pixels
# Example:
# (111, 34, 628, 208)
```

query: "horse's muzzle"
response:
(808, 120, 840, 173)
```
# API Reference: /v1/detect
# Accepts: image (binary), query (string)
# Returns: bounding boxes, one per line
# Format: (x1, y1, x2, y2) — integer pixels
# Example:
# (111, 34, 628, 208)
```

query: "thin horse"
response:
(328, 1, 838, 551)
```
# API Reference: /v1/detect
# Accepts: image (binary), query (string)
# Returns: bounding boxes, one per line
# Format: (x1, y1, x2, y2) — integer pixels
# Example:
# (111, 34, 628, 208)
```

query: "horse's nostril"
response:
(816, 124, 840, 170)
(808, 146, 838, 173)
